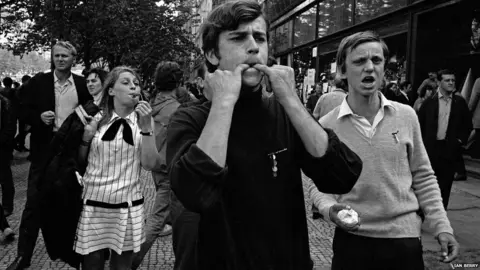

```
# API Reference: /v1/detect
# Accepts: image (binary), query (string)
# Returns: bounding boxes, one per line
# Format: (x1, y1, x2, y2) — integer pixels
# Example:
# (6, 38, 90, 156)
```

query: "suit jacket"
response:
(418, 92, 473, 162)
(23, 71, 91, 162)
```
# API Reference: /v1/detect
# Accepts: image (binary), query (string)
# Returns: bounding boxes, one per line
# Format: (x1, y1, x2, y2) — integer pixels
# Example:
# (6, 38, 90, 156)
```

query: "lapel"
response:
(431, 93, 439, 135)
(446, 95, 457, 136)
(72, 73, 83, 103)
(45, 72, 56, 111)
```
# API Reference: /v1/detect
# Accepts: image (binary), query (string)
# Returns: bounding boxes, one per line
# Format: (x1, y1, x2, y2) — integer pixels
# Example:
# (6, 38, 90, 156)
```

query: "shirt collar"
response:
(108, 110, 138, 125)
(437, 90, 452, 100)
(337, 91, 395, 120)
(54, 71, 74, 85)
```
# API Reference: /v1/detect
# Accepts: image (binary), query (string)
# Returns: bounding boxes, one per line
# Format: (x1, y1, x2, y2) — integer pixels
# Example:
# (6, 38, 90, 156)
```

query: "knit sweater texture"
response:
(314, 100, 453, 238)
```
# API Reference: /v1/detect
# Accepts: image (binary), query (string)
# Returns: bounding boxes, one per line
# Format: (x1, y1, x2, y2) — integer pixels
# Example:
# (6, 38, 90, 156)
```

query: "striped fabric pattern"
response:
(74, 111, 146, 255)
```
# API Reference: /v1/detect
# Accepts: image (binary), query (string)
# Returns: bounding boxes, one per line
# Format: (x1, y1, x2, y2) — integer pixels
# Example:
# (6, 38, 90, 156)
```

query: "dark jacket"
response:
(0, 93, 16, 157)
(38, 101, 99, 268)
(418, 92, 473, 162)
(23, 71, 91, 163)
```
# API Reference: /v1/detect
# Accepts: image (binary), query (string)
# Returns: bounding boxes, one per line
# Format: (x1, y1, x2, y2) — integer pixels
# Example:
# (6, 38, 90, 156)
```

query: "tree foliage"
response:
(0, 0, 200, 81)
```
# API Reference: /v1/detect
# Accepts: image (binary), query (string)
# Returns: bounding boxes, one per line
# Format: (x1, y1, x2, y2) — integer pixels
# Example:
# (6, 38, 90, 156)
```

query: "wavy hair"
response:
(97, 66, 142, 129)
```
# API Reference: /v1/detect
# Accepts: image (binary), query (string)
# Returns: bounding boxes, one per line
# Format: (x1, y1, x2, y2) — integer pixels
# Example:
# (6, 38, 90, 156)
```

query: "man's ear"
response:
(205, 50, 219, 66)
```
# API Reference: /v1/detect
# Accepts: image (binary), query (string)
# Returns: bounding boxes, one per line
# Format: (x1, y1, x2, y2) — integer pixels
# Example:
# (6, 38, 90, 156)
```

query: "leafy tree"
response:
(1, 0, 200, 81)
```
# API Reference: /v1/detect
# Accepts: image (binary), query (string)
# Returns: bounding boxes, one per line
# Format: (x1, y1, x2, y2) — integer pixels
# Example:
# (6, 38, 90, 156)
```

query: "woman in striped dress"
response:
(76, 66, 160, 270)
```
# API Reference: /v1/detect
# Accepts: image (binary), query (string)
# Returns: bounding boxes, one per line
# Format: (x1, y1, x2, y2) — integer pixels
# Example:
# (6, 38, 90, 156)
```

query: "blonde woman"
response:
(75, 66, 160, 270)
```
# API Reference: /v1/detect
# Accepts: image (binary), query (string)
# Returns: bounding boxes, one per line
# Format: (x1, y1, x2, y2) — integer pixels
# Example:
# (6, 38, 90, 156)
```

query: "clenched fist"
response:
(135, 101, 153, 132)
(205, 64, 250, 105)
(41, 111, 55, 125)
(254, 64, 297, 103)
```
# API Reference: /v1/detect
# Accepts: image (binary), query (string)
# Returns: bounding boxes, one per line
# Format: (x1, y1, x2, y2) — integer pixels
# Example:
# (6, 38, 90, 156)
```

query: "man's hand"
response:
(254, 64, 297, 104)
(40, 111, 55, 125)
(329, 204, 361, 232)
(205, 64, 249, 105)
(135, 101, 153, 132)
(82, 115, 98, 142)
(437, 232, 459, 263)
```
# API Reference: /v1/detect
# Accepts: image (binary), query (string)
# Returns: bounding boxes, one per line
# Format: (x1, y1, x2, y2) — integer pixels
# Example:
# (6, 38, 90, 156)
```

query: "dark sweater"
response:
(167, 90, 362, 270)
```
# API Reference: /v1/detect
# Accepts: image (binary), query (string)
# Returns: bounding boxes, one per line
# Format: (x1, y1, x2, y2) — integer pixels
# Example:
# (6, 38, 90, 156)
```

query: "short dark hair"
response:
(85, 68, 108, 85)
(21, 75, 31, 83)
(2, 77, 13, 88)
(334, 76, 346, 90)
(336, 31, 389, 76)
(13, 82, 20, 89)
(200, 0, 268, 72)
(437, 69, 455, 81)
(153, 61, 183, 96)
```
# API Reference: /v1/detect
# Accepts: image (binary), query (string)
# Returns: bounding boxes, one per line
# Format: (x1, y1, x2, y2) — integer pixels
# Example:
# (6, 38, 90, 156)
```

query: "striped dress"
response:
(74, 111, 145, 255)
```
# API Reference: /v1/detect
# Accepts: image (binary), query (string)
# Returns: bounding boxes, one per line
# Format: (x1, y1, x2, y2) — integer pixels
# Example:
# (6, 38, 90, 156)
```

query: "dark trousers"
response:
(17, 162, 42, 261)
(455, 149, 467, 176)
(431, 140, 456, 209)
(171, 197, 200, 270)
(14, 120, 29, 148)
(0, 203, 11, 231)
(331, 228, 424, 270)
(0, 151, 14, 212)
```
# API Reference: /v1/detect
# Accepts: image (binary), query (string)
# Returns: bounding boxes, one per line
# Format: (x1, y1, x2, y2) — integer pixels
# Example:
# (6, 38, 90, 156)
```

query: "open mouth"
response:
(362, 76, 375, 84)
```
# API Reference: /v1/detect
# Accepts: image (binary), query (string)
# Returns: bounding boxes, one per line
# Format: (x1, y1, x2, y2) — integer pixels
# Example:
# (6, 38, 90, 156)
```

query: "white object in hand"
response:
(337, 209, 359, 227)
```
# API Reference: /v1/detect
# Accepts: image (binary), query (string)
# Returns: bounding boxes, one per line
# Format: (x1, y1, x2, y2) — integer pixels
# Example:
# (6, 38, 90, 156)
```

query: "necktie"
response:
(101, 118, 134, 146)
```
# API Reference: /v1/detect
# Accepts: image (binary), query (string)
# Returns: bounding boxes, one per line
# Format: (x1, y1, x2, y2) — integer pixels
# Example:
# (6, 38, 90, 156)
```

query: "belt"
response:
(85, 197, 144, 209)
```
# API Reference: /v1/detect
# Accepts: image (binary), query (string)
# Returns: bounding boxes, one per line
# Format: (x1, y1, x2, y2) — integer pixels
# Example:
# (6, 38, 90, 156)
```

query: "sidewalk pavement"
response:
(0, 150, 334, 269)
(421, 176, 480, 252)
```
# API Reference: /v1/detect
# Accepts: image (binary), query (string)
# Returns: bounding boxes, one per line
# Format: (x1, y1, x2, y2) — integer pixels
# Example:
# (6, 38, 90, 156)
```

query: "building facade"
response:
(265, 0, 480, 97)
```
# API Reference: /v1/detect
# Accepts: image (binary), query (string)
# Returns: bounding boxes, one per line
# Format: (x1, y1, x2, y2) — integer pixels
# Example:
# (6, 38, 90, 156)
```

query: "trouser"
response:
(171, 194, 200, 270)
(0, 203, 10, 231)
(131, 174, 171, 269)
(455, 148, 467, 176)
(14, 120, 29, 147)
(431, 140, 456, 210)
(17, 162, 43, 262)
(331, 228, 424, 270)
(0, 150, 14, 212)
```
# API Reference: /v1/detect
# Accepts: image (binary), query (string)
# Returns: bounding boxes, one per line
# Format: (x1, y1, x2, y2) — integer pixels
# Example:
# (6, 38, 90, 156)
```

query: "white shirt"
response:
(82, 111, 143, 204)
(337, 92, 396, 139)
(437, 91, 452, 140)
(53, 72, 78, 131)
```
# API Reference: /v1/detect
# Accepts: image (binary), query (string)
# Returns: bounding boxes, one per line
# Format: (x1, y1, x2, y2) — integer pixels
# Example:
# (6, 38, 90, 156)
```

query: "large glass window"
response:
(273, 21, 292, 54)
(318, 0, 353, 38)
(355, 0, 407, 24)
(293, 5, 317, 47)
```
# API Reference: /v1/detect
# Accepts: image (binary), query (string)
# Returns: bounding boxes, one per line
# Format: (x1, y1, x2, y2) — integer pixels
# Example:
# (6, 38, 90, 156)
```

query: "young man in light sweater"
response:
(311, 31, 459, 269)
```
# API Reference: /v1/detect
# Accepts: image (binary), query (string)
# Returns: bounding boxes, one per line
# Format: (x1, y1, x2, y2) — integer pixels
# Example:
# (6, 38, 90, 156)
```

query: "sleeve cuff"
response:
(184, 143, 229, 185)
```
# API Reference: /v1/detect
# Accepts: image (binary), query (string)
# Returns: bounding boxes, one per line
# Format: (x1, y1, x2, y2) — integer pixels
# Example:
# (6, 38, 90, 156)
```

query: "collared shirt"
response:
(337, 92, 395, 139)
(437, 90, 452, 140)
(82, 110, 143, 204)
(53, 72, 78, 131)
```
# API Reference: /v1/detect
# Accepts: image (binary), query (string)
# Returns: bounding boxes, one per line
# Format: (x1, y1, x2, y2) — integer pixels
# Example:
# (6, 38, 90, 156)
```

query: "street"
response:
(1, 149, 479, 269)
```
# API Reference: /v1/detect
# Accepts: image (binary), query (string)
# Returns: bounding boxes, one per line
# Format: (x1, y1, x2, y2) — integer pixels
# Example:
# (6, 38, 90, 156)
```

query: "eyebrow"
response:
(228, 30, 266, 37)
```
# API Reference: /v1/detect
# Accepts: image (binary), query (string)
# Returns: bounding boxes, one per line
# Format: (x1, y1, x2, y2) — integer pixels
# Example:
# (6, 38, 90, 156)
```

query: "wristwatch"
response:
(140, 131, 153, 136)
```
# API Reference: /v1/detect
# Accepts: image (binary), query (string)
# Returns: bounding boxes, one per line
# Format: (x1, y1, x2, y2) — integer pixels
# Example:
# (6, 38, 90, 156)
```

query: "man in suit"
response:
(7, 41, 91, 270)
(418, 69, 472, 210)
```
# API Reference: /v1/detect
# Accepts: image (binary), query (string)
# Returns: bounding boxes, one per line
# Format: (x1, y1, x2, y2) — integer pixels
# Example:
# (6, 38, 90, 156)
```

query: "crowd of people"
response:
(0, 0, 479, 269)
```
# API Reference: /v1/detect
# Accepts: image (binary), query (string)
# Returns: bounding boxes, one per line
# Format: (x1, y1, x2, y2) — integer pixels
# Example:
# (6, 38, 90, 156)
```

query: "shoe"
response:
(4, 209, 12, 217)
(2, 228, 15, 241)
(6, 256, 30, 270)
(454, 173, 467, 181)
(159, 224, 172, 237)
